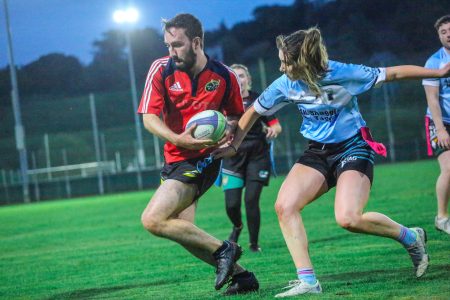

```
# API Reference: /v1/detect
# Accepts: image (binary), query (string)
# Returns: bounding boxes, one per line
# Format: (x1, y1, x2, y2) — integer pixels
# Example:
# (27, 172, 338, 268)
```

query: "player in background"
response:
(138, 14, 259, 295)
(423, 15, 450, 235)
(222, 64, 282, 252)
(214, 26, 450, 297)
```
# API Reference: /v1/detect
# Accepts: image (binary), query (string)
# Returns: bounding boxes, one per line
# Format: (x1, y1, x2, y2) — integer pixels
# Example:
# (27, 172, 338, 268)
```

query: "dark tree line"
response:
(0, 27, 167, 101)
(0, 0, 447, 102)
(206, 0, 447, 64)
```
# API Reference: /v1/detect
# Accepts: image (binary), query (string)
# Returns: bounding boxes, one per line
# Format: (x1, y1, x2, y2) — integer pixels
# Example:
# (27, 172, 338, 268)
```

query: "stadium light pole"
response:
(3, 0, 30, 203)
(113, 8, 146, 169)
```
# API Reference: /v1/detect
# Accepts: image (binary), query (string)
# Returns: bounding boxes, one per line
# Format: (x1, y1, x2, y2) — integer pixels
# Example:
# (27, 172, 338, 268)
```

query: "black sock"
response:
(244, 181, 263, 246)
(225, 188, 243, 227)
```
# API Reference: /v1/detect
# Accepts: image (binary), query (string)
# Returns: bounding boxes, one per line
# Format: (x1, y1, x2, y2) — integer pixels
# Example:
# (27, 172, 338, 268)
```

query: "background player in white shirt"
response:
(423, 15, 450, 235)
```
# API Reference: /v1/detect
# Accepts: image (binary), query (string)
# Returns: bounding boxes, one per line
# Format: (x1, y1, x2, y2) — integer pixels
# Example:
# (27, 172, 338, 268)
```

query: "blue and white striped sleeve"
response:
(253, 76, 291, 116)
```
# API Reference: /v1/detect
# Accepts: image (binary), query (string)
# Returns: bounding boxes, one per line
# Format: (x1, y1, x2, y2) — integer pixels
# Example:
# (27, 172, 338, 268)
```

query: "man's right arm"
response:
(142, 114, 178, 144)
(424, 85, 450, 149)
(142, 113, 216, 150)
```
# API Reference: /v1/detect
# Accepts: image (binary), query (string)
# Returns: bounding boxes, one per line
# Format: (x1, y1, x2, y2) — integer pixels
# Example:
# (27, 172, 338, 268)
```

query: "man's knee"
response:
(141, 212, 165, 237)
(275, 198, 301, 221)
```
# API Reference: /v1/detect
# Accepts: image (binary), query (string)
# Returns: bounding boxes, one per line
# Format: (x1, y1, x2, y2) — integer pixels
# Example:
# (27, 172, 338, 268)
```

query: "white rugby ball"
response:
(185, 110, 227, 143)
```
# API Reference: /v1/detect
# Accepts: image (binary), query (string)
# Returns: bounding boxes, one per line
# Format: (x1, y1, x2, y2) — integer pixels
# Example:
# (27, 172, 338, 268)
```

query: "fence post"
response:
(89, 93, 104, 195)
(153, 135, 161, 168)
(44, 133, 52, 180)
(115, 151, 122, 172)
(100, 132, 107, 162)
(258, 57, 268, 89)
(62, 149, 72, 198)
(31, 151, 40, 201)
(9, 170, 14, 184)
(134, 141, 143, 190)
(2, 169, 9, 204)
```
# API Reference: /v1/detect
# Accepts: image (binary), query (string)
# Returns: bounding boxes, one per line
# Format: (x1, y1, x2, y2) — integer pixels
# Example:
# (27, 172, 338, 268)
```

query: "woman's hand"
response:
(212, 143, 238, 159)
(437, 127, 450, 149)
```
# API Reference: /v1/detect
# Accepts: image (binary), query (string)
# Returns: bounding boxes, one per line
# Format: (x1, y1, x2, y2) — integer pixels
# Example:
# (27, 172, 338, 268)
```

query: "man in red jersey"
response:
(138, 14, 259, 295)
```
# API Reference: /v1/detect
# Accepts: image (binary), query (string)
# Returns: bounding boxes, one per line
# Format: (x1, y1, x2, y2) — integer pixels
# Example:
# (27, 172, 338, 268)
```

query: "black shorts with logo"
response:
(160, 155, 221, 200)
(425, 116, 450, 157)
(222, 139, 271, 185)
(297, 133, 375, 189)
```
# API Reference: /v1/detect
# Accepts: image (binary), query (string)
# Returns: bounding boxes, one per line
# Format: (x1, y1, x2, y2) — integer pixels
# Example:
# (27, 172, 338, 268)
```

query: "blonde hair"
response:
(230, 63, 252, 90)
(276, 27, 328, 95)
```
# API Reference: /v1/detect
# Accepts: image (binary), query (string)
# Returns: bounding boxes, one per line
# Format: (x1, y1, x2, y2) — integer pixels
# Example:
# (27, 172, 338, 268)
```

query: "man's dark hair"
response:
(162, 13, 204, 42)
(434, 15, 450, 31)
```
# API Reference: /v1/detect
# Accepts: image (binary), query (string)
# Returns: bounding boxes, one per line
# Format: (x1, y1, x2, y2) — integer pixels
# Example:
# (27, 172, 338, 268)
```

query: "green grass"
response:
(0, 160, 449, 299)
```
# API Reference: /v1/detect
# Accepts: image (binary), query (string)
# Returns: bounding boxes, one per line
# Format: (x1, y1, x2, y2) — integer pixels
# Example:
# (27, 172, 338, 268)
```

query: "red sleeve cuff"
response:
(267, 118, 279, 126)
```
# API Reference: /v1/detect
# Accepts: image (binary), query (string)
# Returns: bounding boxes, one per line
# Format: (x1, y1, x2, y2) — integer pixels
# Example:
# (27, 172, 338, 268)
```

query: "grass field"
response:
(0, 159, 449, 299)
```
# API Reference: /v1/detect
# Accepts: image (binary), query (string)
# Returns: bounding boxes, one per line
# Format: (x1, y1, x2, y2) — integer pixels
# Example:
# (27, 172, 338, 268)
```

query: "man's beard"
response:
(174, 48, 196, 72)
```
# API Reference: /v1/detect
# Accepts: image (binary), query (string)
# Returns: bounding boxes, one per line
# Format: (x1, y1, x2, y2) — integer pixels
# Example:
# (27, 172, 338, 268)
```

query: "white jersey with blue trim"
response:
(422, 47, 450, 124)
(254, 60, 386, 143)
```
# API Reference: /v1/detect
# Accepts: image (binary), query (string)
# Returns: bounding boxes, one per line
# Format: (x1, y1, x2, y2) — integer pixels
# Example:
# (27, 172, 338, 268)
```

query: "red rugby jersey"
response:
(138, 56, 244, 163)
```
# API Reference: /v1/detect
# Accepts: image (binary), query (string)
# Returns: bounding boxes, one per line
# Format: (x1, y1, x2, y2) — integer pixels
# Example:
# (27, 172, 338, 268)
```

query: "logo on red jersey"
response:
(205, 79, 220, 92)
(169, 81, 183, 91)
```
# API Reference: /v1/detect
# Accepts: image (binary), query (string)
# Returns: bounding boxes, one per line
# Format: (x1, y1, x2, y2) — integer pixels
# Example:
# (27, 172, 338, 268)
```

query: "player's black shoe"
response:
(213, 240, 242, 290)
(228, 225, 243, 243)
(249, 244, 261, 252)
(223, 271, 259, 295)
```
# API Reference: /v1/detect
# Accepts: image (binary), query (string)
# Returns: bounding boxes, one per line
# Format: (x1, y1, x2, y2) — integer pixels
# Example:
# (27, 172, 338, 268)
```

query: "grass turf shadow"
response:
(45, 279, 171, 300)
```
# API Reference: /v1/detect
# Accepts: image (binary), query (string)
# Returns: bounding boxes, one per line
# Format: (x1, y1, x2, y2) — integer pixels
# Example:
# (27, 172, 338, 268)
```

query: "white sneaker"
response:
(405, 227, 429, 278)
(274, 280, 322, 298)
(435, 216, 450, 234)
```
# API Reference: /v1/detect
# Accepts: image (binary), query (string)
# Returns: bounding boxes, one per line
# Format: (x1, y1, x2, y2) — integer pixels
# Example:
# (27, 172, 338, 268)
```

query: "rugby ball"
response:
(186, 110, 227, 143)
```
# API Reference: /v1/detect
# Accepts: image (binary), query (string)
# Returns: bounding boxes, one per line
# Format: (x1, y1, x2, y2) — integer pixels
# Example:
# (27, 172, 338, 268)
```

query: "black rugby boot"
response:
(223, 271, 259, 295)
(213, 241, 243, 290)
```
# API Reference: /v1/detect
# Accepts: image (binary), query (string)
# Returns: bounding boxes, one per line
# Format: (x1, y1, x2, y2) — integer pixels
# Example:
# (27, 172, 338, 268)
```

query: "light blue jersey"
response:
(422, 47, 450, 124)
(254, 60, 386, 143)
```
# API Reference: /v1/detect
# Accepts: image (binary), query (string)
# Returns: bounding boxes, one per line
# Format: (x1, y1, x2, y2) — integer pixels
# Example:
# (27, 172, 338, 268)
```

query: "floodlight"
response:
(113, 10, 126, 23)
(113, 8, 139, 24)
(125, 8, 139, 23)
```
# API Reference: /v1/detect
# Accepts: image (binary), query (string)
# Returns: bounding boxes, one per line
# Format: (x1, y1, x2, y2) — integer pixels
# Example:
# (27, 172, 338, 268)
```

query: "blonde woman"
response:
(214, 27, 450, 297)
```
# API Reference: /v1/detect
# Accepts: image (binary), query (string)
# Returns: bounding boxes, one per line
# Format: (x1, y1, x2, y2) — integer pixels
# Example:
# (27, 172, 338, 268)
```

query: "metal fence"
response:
(0, 71, 435, 204)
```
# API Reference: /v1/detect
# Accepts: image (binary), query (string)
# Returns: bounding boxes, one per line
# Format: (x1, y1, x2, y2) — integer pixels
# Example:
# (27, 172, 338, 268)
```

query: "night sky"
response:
(0, 0, 294, 68)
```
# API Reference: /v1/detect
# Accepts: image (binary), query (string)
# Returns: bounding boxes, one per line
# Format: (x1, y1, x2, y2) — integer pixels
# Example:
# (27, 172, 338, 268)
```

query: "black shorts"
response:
(222, 139, 271, 185)
(297, 133, 375, 189)
(160, 155, 221, 200)
(425, 116, 450, 157)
